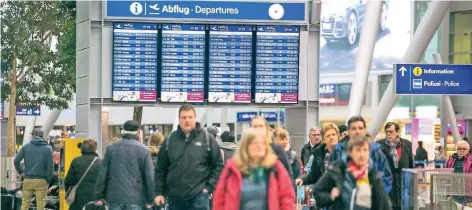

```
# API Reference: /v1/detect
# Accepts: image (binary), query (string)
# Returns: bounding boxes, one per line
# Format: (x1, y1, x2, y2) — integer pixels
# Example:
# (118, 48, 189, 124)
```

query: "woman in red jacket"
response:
(212, 128, 295, 210)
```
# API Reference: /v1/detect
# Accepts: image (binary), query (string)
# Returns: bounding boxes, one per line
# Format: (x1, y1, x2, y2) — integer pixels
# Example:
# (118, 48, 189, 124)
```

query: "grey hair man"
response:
(300, 126, 322, 167)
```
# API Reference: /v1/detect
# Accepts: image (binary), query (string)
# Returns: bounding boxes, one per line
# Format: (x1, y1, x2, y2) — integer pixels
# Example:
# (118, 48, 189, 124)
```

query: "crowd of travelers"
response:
(12, 104, 472, 210)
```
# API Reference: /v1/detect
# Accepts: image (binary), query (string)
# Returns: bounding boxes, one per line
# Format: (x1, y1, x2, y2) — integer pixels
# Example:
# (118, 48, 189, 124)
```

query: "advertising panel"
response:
(319, 0, 411, 73)
(319, 83, 359, 106)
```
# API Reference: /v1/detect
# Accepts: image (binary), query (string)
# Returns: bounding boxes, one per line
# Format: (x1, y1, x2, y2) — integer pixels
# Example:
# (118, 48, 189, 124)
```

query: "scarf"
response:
(347, 161, 372, 208)
(248, 167, 265, 183)
(347, 161, 368, 180)
(385, 138, 401, 169)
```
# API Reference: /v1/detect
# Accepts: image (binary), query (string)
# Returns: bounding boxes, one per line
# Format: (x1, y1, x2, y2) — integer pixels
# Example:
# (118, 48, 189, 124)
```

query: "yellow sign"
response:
(413, 67, 423, 76)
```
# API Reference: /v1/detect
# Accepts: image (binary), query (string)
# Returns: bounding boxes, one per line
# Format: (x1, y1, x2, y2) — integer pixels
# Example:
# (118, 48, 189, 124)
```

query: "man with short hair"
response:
(301, 127, 322, 167)
(95, 120, 155, 210)
(330, 116, 393, 194)
(379, 122, 414, 210)
(155, 104, 224, 210)
(14, 128, 53, 210)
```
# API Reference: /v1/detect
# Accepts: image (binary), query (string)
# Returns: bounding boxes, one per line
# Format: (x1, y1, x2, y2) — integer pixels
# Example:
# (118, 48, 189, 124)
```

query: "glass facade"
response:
(449, 12, 472, 64)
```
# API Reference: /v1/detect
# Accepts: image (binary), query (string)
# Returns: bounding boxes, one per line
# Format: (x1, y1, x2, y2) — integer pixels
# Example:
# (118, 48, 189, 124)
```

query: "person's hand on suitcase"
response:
(295, 178, 303, 187)
(95, 200, 103, 206)
(155, 196, 165, 206)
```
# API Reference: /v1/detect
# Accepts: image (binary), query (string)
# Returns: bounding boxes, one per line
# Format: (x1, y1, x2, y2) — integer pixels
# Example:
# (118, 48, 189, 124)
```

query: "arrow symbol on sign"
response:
(399, 66, 407, 77)
(34, 109, 40, 114)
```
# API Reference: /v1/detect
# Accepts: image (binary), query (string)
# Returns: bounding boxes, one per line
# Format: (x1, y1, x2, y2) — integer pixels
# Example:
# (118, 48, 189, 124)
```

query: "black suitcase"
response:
(1, 194, 15, 210)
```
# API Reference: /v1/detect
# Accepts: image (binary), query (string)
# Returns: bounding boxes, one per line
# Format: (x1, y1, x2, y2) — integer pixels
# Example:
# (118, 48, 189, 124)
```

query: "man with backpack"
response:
(154, 104, 224, 210)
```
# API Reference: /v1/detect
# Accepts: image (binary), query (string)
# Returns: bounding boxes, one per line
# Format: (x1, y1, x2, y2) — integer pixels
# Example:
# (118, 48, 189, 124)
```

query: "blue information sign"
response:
(160, 24, 205, 103)
(112, 23, 158, 102)
(16, 105, 41, 116)
(106, 1, 307, 23)
(208, 25, 252, 103)
(395, 64, 472, 95)
(255, 26, 299, 104)
(237, 111, 284, 122)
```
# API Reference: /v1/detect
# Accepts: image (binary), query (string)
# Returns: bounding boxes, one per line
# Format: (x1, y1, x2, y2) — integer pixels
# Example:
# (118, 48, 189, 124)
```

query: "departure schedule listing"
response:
(209, 25, 252, 103)
(255, 26, 299, 104)
(161, 24, 205, 103)
(112, 23, 158, 102)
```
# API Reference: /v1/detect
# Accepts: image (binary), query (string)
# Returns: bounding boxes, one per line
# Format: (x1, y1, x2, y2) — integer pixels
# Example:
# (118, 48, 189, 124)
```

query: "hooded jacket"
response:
(330, 136, 393, 193)
(313, 160, 391, 210)
(212, 158, 295, 210)
(14, 137, 53, 182)
(155, 122, 224, 200)
(220, 142, 237, 163)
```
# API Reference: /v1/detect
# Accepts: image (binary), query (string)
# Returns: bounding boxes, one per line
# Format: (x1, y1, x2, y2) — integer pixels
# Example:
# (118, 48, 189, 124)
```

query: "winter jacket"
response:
(301, 143, 320, 167)
(302, 144, 332, 185)
(415, 148, 428, 163)
(313, 160, 392, 210)
(270, 143, 294, 183)
(212, 158, 296, 210)
(446, 153, 472, 173)
(94, 134, 155, 205)
(14, 137, 53, 182)
(220, 142, 237, 163)
(155, 123, 224, 200)
(65, 152, 102, 210)
(287, 150, 302, 179)
(331, 136, 393, 193)
(378, 138, 414, 209)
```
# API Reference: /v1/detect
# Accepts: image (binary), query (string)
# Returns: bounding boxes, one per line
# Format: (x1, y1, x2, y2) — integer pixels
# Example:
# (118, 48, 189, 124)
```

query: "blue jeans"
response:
(168, 191, 209, 210)
(108, 203, 143, 210)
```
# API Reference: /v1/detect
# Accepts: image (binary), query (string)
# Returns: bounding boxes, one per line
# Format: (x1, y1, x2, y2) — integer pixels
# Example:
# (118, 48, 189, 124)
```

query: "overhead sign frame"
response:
(394, 64, 472, 95)
(103, 0, 310, 25)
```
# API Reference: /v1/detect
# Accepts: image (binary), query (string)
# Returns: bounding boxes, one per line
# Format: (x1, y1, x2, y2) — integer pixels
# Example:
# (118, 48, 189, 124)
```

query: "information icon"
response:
(268, 4, 285, 20)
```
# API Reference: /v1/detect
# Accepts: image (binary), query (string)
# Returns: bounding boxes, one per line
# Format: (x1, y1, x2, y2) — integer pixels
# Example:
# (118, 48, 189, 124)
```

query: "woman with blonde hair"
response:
(213, 128, 295, 210)
(250, 116, 294, 182)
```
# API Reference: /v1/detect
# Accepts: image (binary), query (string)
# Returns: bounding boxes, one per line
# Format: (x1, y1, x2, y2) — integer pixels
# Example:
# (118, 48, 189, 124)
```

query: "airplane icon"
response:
(258, 27, 263, 31)
(212, 27, 217, 30)
(116, 24, 122, 28)
(163, 25, 169, 29)
(149, 4, 160, 14)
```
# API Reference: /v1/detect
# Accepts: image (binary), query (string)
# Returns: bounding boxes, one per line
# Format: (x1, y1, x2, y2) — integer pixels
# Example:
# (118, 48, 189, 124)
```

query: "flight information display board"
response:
(112, 23, 158, 102)
(160, 24, 206, 103)
(255, 26, 299, 104)
(208, 25, 253, 103)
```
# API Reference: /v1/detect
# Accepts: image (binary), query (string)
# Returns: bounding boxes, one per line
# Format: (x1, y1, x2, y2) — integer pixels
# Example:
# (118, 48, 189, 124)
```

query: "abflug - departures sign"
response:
(105, 1, 307, 23)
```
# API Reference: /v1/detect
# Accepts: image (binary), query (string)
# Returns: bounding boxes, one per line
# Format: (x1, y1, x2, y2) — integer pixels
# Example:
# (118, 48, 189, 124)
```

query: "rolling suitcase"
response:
(1, 194, 15, 210)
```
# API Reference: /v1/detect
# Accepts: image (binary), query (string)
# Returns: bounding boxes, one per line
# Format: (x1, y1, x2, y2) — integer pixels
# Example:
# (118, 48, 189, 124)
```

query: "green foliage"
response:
(1, 1, 76, 109)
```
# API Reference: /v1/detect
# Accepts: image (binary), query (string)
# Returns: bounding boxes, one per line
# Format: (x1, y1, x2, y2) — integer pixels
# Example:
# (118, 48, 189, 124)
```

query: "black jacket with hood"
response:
(313, 160, 392, 210)
(155, 122, 224, 200)
(219, 142, 237, 163)
(14, 137, 53, 182)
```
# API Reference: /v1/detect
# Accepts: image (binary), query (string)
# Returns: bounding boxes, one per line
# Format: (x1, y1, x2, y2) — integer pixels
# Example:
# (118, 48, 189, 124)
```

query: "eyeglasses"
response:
(457, 147, 469, 151)
(386, 130, 396, 134)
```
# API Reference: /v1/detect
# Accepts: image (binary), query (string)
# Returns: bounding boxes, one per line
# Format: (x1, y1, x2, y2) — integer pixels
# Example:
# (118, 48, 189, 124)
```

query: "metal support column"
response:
(347, 0, 383, 119)
(42, 110, 62, 139)
(22, 116, 37, 145)
(433, 54, 461, 145)
(368, 1, 452, 136)
(220, 108, 228, 131)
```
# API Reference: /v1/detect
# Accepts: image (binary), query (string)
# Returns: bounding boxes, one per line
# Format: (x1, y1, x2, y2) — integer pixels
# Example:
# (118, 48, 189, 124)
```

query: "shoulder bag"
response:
(66, 157, 97, 205)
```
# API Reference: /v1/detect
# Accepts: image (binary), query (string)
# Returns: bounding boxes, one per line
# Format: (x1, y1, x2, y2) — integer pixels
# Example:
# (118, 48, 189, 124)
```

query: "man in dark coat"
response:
(378, 122, 414, 210)
(219, 131, 236, 163)
(300, 127, 322, 167)
(95, 120, 155, 210)
(155, 104, 224, 210)
(65, 139, 102, 210)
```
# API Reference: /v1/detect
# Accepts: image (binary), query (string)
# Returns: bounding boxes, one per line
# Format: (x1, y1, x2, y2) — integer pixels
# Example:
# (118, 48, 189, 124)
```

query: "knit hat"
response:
(123, 120, 140, 132)
(221, 131, 235, 143)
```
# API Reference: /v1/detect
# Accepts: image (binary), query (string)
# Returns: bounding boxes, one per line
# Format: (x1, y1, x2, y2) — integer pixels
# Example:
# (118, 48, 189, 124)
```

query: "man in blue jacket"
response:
(330, 116, 393, 193)
(14, 128, 53, 210)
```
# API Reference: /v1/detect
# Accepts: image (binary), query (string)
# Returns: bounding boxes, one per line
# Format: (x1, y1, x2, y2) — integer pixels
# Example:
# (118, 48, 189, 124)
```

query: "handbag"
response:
(66, 157, 97, 205)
